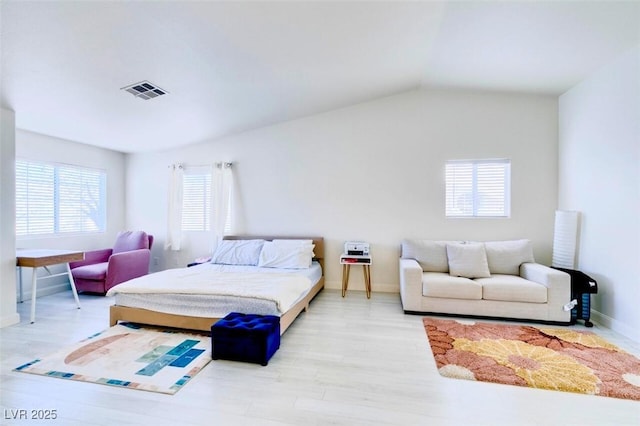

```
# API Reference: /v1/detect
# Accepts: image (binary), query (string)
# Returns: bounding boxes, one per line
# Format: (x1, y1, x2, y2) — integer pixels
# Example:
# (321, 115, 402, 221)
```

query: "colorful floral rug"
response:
(423, 317, 640, 400)
(14, 323, 211, 394)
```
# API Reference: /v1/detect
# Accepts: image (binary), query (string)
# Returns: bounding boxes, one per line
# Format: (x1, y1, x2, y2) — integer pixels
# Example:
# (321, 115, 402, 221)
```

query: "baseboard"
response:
(18, 282, 71, 303)
(0, 312, 20, 328)
(590, 309, 639, 343)
(324, 280, 398, 293)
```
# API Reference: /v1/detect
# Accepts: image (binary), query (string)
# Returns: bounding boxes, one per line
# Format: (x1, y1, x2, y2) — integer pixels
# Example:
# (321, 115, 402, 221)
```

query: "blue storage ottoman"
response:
(211, 312, 280, 366)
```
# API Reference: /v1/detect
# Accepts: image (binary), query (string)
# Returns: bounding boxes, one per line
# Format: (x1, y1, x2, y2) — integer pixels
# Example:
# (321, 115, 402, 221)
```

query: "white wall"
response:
(0, 108, 19, 327)
(14, 130, 127, 299)
(559, 46, 640, 342)
(127, 88, 559, 293)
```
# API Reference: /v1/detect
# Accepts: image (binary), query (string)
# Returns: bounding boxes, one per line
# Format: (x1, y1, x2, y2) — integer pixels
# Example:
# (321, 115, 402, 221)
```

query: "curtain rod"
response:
(168, 162, 233, 170)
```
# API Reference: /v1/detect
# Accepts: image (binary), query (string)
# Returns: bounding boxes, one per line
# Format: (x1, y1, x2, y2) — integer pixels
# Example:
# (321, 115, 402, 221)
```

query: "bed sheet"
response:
(113, 261, 322, 318)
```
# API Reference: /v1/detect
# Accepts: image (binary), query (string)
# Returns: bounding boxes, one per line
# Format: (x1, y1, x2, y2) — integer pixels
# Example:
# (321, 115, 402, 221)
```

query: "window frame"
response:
(445, 158, 511, 218)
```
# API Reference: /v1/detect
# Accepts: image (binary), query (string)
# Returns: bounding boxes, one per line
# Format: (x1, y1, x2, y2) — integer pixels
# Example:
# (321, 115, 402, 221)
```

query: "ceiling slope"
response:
(1, 1, 638, 153)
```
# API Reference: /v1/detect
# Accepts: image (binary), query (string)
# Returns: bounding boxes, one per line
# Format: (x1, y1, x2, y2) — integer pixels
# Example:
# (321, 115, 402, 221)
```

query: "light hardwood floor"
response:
(1, 290, 639, 426)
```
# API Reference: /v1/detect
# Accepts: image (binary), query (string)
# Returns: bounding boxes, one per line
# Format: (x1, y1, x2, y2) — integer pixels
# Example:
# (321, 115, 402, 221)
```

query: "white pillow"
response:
(271, 239, 314, 247)
(446, 243, 491, 278)
(401, 239, 459, 272)
(258, 241, 314, 269)
(272, 239, 315, 257)
(211, 239, 265, 266)
(484, 239, 535, 275)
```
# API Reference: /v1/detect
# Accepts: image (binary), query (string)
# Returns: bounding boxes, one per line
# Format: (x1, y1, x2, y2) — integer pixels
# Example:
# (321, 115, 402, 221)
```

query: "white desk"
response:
(16, 249, 84, 323)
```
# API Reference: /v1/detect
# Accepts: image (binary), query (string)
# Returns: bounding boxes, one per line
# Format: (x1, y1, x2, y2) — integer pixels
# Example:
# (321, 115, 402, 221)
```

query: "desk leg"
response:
(363, 265, 371, 299)
(18, 266, 24, 303)
(30, 267, 37, 324)
(66, 263, 81, 309)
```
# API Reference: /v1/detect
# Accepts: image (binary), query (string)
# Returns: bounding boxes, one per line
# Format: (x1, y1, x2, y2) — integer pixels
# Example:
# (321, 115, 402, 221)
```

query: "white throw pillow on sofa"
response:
(401, 240, 456, 272)
(484, 239, 535, 275)
(446, 243, 491, 278)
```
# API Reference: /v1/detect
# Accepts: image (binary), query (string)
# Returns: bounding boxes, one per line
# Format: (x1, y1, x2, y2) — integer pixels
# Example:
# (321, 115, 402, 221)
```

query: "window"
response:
(180, 167, 232, 233)
(445, 159, 511, 218)
(181, 168, 212, 231)
(16, 160, 107, 236)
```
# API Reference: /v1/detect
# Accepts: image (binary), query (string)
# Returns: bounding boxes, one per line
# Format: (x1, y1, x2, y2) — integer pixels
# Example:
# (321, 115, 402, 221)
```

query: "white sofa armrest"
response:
(520, 263, 572, 319)
(399, 258, 423, 312)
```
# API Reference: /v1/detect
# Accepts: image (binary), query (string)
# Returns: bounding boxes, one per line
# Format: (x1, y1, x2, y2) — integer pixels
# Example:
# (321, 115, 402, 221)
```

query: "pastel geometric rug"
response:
(14, 323, 211, 394)
(423, 317, 640, 401)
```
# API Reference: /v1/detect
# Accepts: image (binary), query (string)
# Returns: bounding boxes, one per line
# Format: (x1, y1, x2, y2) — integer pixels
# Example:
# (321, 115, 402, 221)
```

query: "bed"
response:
(107, 236, 324, 334)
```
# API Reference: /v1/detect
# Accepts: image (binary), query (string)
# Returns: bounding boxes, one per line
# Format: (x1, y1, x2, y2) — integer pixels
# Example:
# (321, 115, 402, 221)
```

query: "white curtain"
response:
(211, 162, 234, 248)
(165, 163, 184, 251)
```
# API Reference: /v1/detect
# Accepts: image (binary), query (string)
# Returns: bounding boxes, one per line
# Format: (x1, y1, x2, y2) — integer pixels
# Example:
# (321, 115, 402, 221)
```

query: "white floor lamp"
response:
(551, 210, 596, 327)
(552, 210, 580, 269)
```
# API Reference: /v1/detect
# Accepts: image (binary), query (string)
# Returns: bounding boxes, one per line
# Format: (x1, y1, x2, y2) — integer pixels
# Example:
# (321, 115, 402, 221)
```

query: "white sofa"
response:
(399, 239, 572, 324)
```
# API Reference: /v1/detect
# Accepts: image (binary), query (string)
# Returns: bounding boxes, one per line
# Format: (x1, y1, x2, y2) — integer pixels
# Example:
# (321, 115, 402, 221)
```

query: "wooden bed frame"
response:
(109, 236, 324, 334)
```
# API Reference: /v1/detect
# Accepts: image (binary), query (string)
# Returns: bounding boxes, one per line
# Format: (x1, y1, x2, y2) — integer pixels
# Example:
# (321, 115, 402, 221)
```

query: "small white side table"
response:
(340, 254, 372, 299)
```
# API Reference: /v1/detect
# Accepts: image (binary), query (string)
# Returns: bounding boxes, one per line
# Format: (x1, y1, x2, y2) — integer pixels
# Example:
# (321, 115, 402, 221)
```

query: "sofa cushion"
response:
(71, 262, 108, 281)
(484, 239, 535, 275)
(422, 272, 482, 300)
(401, 240, 457, 273)
(476, 275, 547, 303)
(446, 243, 491, 278)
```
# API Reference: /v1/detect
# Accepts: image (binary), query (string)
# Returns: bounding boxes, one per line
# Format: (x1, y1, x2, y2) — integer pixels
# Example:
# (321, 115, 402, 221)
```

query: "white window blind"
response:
(16, 160, 107, 236)
(445, 159, 511, 218)
(181, 168, 212, 232)
(181, 167, 232, 233)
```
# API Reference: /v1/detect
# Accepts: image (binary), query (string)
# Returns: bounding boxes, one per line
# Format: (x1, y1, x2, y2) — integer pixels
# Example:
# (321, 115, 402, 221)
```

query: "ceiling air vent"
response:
(121, 80, 168, 100)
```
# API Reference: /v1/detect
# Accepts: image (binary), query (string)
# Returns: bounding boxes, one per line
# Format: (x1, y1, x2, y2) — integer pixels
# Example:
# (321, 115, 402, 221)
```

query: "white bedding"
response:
(107, 262, 322, 317)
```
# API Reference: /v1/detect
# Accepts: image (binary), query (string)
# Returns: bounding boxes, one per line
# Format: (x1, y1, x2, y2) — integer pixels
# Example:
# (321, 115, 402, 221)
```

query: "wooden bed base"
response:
(109, 236, 325, 334)
(109, 277, 324, 334)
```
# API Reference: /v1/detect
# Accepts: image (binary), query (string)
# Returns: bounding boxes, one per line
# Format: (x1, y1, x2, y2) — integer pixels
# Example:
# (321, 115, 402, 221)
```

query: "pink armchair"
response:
(70, 231, 154, 294)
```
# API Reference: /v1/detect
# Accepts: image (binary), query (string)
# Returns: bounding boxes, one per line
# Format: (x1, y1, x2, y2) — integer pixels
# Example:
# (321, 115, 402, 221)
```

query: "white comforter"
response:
(106, 267, 312, 312)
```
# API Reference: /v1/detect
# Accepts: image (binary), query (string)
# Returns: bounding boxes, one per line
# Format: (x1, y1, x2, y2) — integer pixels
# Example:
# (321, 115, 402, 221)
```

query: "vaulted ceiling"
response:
(2, 1, 639, 153)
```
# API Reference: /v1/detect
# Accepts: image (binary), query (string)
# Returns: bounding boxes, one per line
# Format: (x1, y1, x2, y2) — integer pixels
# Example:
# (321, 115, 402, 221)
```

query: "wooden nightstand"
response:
(340, 254, 372, 298)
